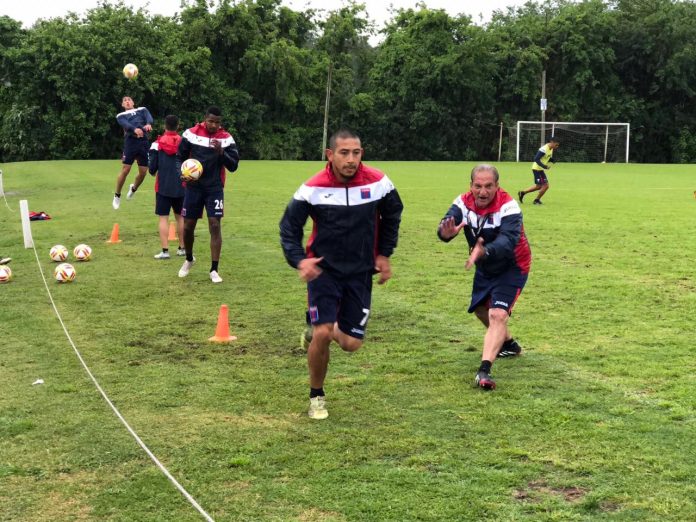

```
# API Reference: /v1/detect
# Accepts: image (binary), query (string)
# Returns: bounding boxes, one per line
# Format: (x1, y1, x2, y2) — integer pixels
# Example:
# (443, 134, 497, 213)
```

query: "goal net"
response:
(513, 121, 630, 163)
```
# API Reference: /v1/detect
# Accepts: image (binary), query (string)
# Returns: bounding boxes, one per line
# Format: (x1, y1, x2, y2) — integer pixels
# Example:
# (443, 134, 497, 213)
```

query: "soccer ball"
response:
(50, 245, 69, 262)
(73, 244, 92, 261)
(54, 263, 76, 283)
(0, 265, 12, 283)
(123, 63, 138, 80)
(181, 158, 204, 181)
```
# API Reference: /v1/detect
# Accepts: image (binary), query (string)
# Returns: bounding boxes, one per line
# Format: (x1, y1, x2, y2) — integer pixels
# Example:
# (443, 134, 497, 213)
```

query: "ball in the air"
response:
(123, 63, 139, 80)
(181, 158, 204, 181)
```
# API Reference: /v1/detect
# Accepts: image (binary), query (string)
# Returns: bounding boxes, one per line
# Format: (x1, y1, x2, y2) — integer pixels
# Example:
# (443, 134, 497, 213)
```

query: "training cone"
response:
(209, 304, 237, 342)
(168, 221, 177, 241)
(106, 223, 122, 243)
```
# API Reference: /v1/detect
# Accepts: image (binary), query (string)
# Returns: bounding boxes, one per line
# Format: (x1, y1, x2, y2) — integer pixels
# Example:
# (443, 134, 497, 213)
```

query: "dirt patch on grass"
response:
(515, 480, 589, 503)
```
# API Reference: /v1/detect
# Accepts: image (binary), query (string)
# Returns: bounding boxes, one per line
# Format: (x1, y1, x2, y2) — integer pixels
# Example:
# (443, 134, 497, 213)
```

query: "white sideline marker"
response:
(20, 199, 34, 248)
(0, 169, 4, 196)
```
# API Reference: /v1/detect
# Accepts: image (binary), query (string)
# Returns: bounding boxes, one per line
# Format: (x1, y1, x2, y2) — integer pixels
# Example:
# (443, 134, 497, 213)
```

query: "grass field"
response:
(1, 159, 695, 521)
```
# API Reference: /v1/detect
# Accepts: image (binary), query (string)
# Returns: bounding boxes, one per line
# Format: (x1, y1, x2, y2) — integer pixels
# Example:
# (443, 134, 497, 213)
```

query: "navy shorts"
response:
(182, 187, 224, 219)
(533, 169, 548, 185)
(155, 193, 183, 216)
(468, 267, 527, 315)
(122, 137, 149, 166)
(307, 270, 373, 339)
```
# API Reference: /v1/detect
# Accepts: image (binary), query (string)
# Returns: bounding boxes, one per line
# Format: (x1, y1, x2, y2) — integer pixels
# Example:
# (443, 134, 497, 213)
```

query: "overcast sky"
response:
(2, 0, 528, 32)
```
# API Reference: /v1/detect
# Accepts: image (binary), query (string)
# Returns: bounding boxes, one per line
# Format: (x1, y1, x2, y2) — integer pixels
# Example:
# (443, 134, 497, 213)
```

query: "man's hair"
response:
(470, 164, 500, 182)
(164, 115, 179, 131)
(206, 106, 222, 117)
(328, 129, 361, 150)
(549, 136, 559, 144)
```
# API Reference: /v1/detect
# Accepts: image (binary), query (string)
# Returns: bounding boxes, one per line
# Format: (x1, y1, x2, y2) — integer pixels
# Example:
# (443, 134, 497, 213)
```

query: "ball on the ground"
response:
(123, 63, 138, 80)
(181, 158, 204, 181)
(54, 263, 76, 283)
(0, 265, 12, 283)
(49, 245, 69, 262)
(73, 244, 92, 261)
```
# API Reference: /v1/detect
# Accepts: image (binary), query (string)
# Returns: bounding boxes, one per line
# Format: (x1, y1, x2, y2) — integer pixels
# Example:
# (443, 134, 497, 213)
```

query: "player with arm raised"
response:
(438, 164, 531, 390)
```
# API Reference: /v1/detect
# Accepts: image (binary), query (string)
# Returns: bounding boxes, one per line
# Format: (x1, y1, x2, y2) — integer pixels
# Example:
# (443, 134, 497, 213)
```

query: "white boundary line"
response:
(20, 223, 215, 520)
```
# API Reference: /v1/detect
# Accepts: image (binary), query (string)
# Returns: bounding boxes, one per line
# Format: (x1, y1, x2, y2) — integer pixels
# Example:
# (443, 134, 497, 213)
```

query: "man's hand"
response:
(211, 138, 223, 155)
(465, 237, 486, 270)
(438, 216, 465, 240)
(143, 124, 152, 133)
(298, 257, 324, 282)
(375, 255, 392, 284)
(134, 128, 144, 138)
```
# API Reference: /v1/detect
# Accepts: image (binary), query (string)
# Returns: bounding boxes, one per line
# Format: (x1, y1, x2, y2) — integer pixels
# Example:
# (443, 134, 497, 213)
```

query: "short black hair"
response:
(164, 114, 179, 131)
(470, 164, 500, 182)
(549, 136, 559, 143)
(328, 129, 361, 150)
(206, 106, 222, 117)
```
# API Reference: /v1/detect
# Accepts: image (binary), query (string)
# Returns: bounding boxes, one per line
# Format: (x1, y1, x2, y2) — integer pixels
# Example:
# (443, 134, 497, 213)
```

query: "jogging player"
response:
(438, 164, 531, 390)
(518, 136, 559, 205)
(280, 129, 404, 419)
(148, 115, 185, 259)
(176, 106, 240, 283)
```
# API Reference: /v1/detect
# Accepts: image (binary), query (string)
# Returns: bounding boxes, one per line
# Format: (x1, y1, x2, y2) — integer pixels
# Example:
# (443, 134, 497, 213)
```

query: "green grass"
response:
(1, 159, 695, 521)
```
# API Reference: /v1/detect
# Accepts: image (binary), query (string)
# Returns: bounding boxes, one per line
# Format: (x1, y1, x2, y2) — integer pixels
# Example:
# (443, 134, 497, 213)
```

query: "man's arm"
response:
(116, 113, 136, 133)
(221, 141, 240, 173)
(148, 142, 159, 175)
(482, 213, 522, 261)
(176, 136, 191, 176)
(376, 186, 404, 258)
(533, 149, 548, 170)
(279, 196, 311, 269)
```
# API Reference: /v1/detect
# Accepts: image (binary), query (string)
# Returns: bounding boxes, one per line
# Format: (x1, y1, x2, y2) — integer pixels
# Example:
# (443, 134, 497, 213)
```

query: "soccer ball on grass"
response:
(0, 265, 12, 283)
(54, 263, 76, 283)
(49, 245, 69, 262)
(73, 244, 92, 261)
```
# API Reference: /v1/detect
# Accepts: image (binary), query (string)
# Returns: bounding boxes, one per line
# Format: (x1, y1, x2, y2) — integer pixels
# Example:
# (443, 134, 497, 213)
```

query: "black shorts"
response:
(469, 267, 527, 315)
(155, 193, 184, 216)
(122, 137, 149, 166)
(307, 270, 373, 339)
(532, 169, 548, 185)
(182, 187, 224, 219)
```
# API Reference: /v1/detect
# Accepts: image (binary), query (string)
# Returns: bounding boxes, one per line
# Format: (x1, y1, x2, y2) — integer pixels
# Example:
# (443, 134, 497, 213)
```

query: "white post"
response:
(604, 125, 609, 162)
(497, 121, 503, 162)
(20, 199, 34, 248)
(516, 121, 521, 162)
(625, 124, 630, 163)
(0, 169, 4, 197)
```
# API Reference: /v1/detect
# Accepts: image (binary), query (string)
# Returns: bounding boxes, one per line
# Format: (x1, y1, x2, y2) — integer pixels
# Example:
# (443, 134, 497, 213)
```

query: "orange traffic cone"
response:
(106, 223, 122, 243)
(208, 304, 237, 342)
(168, 221, 177, 241)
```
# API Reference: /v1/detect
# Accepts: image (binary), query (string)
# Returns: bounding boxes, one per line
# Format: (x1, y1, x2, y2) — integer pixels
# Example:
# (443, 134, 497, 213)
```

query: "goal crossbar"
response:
(515, 121, 630, 163)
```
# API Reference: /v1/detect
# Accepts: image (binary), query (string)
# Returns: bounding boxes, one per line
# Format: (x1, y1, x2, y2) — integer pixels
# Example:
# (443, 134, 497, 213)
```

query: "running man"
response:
(518, 136, 559, 205)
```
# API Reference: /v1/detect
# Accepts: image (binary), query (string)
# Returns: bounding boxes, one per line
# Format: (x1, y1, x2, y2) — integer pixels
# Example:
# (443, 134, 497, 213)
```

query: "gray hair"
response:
(470, 164, 500, 182)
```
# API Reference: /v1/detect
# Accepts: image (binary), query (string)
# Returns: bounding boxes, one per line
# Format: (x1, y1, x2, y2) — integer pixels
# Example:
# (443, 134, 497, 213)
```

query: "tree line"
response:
(1, 0, 695, 163)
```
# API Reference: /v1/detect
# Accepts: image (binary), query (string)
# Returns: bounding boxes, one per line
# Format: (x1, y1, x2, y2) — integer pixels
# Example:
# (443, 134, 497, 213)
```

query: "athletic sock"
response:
(115, 192, 121, 197)
(186, 254, 194, 262)
(211, 260, 219, 272)
(479, 360, 492, 373)
(162, 248, 169, 253)
(310, 387, 325, 398)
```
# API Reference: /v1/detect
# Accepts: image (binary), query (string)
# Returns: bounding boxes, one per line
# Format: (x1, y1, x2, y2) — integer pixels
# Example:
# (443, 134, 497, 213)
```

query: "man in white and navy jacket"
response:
(280, 129, 403, 420)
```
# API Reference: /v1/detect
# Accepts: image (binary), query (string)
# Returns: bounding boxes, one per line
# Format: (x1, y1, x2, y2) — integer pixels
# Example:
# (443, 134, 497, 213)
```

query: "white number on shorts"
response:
(359, 308, 370, 326)
(214, 199, 224, 210)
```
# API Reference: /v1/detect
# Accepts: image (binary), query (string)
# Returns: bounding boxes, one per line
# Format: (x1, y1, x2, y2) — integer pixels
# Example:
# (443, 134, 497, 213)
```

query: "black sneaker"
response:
(517, 191, 525, 203)
(475, 370, 496, 390)
(498, 339, 522, 358)
(533, 199, 542, 205)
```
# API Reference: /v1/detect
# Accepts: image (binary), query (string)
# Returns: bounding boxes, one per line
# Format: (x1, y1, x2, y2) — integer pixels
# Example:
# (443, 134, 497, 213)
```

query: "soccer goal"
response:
(513, 121, 630, 163)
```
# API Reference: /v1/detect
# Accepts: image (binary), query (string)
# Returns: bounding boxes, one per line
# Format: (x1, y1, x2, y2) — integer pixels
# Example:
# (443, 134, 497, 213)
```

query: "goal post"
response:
(514, 121, 630, 163)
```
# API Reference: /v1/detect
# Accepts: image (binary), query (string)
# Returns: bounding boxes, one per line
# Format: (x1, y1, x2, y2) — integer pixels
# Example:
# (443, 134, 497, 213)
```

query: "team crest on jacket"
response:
(360, 188, 371, 199)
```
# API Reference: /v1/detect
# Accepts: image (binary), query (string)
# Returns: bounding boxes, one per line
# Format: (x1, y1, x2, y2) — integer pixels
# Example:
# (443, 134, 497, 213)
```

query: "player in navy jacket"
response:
(280, 129, 403, 419)
(113, 96, 153, 209)
(176, 106, 240, 284)
(438, 164, 531, 390)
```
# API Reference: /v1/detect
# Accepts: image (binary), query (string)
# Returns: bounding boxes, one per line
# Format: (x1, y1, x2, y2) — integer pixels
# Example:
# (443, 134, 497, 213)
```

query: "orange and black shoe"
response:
(475, 370, 496, 390)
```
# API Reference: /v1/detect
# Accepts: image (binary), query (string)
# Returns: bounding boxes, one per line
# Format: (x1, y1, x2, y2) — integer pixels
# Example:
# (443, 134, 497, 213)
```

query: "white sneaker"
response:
(308, 396, 328, 420)
(112, 195, 120, 210)
(126, 183, 136, 200)
(154, 251, 170, 259)
(0, 257, 11, 265)
(176, 247, 186, 256)
(178, 259, 194, 278)
(209, 270, 223, 283)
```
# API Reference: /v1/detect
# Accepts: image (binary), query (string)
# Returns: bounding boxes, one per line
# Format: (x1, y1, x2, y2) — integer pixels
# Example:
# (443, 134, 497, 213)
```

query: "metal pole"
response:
(516, 121, 521, 162)
(604, 125, 609, 162)
(625, 124, 630, 163)
(540, 70, 546, 146)
(321, 62, 333, 161)
(498, 121, 503, 162)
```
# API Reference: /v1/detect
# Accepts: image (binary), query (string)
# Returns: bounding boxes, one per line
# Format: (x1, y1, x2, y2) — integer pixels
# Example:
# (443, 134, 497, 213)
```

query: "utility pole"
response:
(540, 69, 547, 146)
(321, 62, 333, 161)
